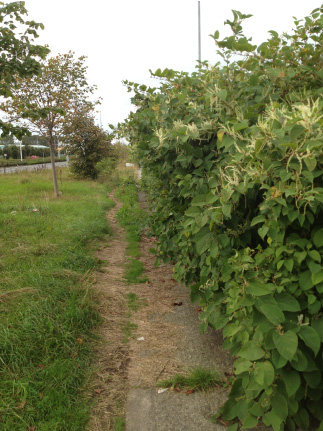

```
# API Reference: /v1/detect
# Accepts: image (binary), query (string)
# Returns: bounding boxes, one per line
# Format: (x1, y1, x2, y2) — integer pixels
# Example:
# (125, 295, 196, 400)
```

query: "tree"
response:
(0, 1, 49, 137)
(1, 52, 99, 195)
(63, 109, 113, 179)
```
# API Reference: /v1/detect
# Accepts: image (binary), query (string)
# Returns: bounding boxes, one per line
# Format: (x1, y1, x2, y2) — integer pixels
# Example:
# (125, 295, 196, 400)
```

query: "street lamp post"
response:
(198, 1, 201, 63)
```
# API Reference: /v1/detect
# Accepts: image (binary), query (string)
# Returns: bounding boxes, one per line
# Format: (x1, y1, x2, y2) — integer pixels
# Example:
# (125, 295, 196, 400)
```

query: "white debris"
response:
(157, 388, 168, 394)
(137, 337, 145, 341)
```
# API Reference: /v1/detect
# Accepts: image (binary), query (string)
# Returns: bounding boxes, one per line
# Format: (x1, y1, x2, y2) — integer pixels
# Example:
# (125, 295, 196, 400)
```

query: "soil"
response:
(87, 191, 234, 431)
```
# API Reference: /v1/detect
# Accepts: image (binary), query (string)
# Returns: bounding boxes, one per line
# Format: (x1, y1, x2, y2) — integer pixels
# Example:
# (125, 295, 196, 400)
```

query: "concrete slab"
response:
(126, 388, 227, 431)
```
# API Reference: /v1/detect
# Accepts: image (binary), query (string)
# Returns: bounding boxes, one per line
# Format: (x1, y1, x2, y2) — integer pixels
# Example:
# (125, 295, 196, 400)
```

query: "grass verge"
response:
(157, 367, 223, 392)
(0, 169, 113, 431)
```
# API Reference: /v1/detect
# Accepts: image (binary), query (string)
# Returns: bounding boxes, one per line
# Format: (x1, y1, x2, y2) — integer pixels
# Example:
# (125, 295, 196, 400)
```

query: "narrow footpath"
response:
(89, 191, 233, 431)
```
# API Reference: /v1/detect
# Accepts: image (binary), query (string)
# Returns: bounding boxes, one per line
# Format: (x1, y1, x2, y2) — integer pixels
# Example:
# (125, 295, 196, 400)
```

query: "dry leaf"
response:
(173, 301, 183, 306)
(173, 385, 181, 392)
(185, 389, 194, 395)
(94, 389, 102, 395)
(218, 419, 229, 426)
(17, 400, 26, 410)
(76, 338, 83, 344)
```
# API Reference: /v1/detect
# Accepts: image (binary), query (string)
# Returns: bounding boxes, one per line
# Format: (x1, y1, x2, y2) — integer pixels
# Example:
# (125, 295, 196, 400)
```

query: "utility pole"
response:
(198, 1, 201, 63)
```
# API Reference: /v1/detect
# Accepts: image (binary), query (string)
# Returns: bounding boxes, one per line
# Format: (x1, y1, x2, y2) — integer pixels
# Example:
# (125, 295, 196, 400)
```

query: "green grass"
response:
(112, 415, 125, 431)
(115, 177, 148, 283)
(122, 321, 138, 343)
(126, 292, 147, 311)
(157, 367, 223, 392)
(0, 169, 113, 430)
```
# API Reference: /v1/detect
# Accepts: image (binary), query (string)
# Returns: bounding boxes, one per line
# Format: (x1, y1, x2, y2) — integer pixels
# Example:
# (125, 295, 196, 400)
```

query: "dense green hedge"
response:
(0, 144, 51, 159)
(0, 156, 66, 167)
(118, 7, 323, 431)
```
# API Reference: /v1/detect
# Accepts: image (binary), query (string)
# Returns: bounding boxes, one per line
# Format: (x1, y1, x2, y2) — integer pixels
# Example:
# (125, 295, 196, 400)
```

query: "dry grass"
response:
(87, 195, 130, 431)
(0, 287, 36, 303)
(88, 187, 193, 429)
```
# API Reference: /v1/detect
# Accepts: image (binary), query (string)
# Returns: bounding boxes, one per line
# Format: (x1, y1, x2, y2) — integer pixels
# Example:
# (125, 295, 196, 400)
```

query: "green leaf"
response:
(291, 350, 308, 371)
(222, 204, 232, 217)
(195, 231, 212, 255)
(299, 326, 321, 356)
(254, 361, 275, 387)
(263, 411, 283, 431)
(185, 207, 201, 217)
(218, 89, 227, 101)
(275, 293, 300, 312)
(312, 270, 323, 286)
(233, 121, 249, 131)
(210, 242, 219, 258)
(259, 303, 285, 326)
(299, 270, 313, 290)
(227, 424, 238, 431)
(309, 250, 321, 263)
(284, 259, 294, 272)
(241, 413, 258, 429)
(258, 225, 269, 239)
(246, 281, 274, 296)
(234, 358, 252, 374)
(250, 215, 265, 226)
(273, 331, 298, 361)
(271, 392, 288, 421)
(313, 228, 323, 248)
(304, 157, 317, 171)
(191, 194, 206, 206)
(312, 319, 323, 342)
(290, 124, 305, 141)
(280, 369, 301, 396)
(239, 340, 265, 361)
(272, 349, 287, 368)
(308, 261, 322, 274)
(294, 251, 307, 264)
(304, 370, 321, 388)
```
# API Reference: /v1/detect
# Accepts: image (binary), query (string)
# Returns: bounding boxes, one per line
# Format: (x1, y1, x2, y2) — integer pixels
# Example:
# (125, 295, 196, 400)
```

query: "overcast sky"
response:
(23, 0, 322, 129)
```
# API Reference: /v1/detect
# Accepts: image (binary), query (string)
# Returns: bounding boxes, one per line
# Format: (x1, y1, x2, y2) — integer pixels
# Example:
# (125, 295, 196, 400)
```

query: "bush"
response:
(118, 7, 323, 431)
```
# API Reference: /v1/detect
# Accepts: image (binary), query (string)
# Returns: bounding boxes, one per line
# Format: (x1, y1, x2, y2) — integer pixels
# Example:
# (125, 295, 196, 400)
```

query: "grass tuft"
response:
(157, 367, 223, 392)
(126, 292, 147, 311)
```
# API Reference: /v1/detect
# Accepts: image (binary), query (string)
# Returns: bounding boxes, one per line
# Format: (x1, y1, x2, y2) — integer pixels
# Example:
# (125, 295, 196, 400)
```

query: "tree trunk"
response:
(49, 136, 59, 197)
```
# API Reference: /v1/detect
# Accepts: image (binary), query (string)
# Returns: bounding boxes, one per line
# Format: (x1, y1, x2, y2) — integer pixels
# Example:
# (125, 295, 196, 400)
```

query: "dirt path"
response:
(88, 195, 130, 430)
(88, 191, 232, 430)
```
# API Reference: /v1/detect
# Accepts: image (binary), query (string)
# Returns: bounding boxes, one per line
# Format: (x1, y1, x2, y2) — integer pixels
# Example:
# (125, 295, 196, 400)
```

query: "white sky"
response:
(23, 0, 321, 129)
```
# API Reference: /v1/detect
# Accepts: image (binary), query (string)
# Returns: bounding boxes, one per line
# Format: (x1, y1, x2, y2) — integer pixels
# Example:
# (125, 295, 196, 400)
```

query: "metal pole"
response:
(198, 1, 201, 62)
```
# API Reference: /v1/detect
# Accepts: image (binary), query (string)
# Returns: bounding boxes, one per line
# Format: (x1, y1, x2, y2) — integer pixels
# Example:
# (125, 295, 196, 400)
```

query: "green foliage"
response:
(118, 6, 323, 430)
(65, 112, 114, 179)
(0, 1, 49, 138)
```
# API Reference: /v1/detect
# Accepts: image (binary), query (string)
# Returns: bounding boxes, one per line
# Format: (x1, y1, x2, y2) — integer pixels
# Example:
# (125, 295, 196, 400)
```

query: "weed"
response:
(113, 416, 125, 431)
(157, 367, 223, 392)
(126, 292, 147, 311)
(122, 321, 138, 343)
(125, 259, 148, 284)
